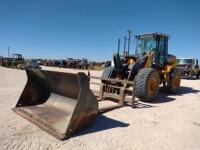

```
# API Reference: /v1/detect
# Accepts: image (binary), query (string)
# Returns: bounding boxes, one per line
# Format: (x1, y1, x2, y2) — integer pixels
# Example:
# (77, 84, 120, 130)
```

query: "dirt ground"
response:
(0, 66, 200, 150)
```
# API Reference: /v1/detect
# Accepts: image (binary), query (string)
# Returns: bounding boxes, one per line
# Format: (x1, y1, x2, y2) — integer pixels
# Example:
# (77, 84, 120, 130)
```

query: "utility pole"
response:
(127, 30, 132, 55)
(123, 36, 126, 55)
(7, 46, 10, 58)
(117, 39, 121, 54)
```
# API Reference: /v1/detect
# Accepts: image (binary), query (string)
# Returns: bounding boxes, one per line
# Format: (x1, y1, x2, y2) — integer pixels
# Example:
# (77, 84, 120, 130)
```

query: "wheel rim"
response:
(149, 76, 158, 95)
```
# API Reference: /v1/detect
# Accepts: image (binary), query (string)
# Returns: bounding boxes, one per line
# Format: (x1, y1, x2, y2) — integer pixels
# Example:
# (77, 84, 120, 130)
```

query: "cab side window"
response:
(159, 39, 165, 66)
(159, 40, 165, 53)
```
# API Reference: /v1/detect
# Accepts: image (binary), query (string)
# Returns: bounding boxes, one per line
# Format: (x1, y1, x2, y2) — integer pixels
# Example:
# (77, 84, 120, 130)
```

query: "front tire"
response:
(135, 68, 160, 102)
(189, 69, 194, 79)
(196, 73, 199, 79)
(101, 66, 116, 83)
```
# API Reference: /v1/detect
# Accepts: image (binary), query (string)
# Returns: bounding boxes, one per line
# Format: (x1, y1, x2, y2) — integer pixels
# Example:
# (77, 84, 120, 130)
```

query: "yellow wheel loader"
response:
(13, 32, 180, 140)
(101, 32, 181, 102)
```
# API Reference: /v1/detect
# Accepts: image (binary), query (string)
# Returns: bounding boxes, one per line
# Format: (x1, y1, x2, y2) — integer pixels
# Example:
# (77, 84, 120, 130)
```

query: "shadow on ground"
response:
(126, 101, 156, 109)
(72, 86, 200, 138)
(74, 114, 129, 137)
(150, 92, 176, 103)
(150, 86, 200, 104)
(175, 86, 200, 95)
(160, 86, 200, 96)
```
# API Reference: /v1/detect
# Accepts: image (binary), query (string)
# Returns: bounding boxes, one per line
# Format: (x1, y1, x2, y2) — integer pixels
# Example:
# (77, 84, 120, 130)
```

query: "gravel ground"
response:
(0, 66, 200, 150)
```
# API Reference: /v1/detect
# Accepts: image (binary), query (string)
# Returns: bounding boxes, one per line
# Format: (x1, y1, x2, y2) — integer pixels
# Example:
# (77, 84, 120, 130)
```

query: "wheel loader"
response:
(102, 32, 181, 102)
(2, 53, 25, 68)
(177, 58, 200, 79)
(12, 31, 180, 140)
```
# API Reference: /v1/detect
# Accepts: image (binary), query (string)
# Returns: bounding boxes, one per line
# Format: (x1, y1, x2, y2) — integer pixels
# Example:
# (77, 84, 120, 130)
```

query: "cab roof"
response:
(136, 32, 169, 38)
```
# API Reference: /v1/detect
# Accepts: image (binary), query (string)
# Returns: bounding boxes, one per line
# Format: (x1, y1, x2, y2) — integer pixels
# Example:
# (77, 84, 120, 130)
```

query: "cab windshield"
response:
(135, 37, 157, 56)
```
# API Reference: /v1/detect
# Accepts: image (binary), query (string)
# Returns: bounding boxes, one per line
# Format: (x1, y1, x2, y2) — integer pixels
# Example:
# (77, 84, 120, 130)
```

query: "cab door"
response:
(158, 36, 167, 68)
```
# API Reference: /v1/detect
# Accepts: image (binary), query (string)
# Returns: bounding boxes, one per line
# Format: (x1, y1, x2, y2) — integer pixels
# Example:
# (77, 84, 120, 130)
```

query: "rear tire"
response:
(135, 68, 159, 102)
(195, 69, 200, 79)
(166, 69, 181, 93)
(196, 73, 199, 79)
(101, 66, 116, 83)
(189, 69, 194, 79)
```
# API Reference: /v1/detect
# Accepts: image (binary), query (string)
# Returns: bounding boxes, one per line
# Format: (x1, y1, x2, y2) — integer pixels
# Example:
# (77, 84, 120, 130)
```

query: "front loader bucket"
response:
(13, 69, 98, 140)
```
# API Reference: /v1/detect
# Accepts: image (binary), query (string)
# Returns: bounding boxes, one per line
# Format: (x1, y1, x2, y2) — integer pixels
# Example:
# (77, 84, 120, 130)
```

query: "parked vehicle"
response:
(177, 58, 200, 79)
(77, 58, 89, 69)
(2, 54, 25, 69)
(20, 61, 41, 70)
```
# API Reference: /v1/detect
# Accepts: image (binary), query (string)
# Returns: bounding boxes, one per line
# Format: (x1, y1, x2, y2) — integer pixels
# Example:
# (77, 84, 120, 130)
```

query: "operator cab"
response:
(12, 54, 23, 60)
(135, 33, 168, 69)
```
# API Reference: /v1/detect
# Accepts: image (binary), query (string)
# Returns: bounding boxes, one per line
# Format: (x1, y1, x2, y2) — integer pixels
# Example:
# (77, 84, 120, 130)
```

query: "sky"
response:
(0, 0, 200, 61)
